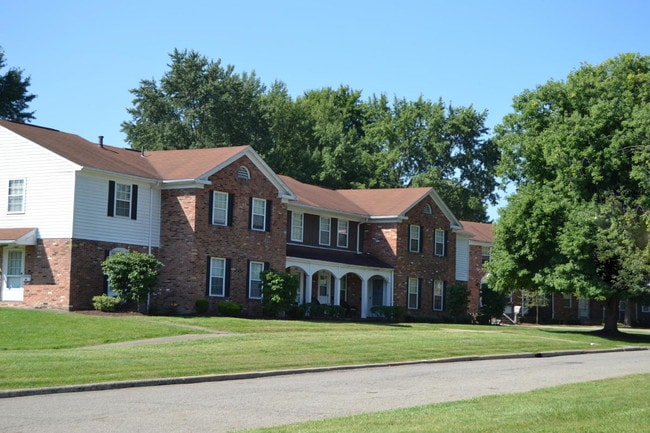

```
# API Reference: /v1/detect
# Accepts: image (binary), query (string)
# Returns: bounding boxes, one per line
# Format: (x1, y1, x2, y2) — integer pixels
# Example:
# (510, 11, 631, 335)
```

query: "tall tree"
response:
(122, 49, 268, 151)
(489, 53, 650, 334)
(0, 48, 36, 122)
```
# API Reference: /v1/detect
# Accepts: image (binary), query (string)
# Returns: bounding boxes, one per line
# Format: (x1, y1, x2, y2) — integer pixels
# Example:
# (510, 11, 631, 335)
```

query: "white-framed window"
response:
(249, 261, 265, 299)
(115, 183, 132, 218)
(563, 294, 572, 308)
(433, 280, 444, 311)
(251, 198, 267, 231)
(212, 191, 229, 226)
(409, 225, 420, 253)
(434, 229, 446, 256)
(319, 216, 331, 245)
(481, 246, 492, 263)
(291, 212, 304, 242)
(7, 179, 25, 213)
(209, 257, 227, 297)
(408, 278, 419, 309)
(337, 219, 349, 248)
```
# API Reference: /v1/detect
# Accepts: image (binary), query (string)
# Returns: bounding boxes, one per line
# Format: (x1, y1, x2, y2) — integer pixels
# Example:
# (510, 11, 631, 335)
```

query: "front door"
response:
(370, 277, 384, 307)
(2, 247, 25, 301)
(317, 271, 331, 305)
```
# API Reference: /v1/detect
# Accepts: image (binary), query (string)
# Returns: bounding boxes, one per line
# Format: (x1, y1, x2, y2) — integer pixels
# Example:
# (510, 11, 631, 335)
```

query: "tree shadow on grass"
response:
(542, 327, 650, 344)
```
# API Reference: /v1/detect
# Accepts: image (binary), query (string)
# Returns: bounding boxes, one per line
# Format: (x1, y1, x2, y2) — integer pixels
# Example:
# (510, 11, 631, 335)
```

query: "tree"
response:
(489, 53, 650, 334)
(0, 48, 36, 122)
(101, 251, 163, 311)
(260, 269, 299, 318)
(445, 284, 471, 322)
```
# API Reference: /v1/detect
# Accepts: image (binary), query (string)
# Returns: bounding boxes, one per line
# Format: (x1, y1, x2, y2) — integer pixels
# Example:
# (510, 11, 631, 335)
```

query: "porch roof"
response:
(0, 228, 37, 245)
(287, 245, 393, 269)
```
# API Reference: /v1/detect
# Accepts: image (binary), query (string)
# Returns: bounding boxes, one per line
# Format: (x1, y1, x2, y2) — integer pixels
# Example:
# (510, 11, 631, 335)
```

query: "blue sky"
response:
(3, 0, 648, 218)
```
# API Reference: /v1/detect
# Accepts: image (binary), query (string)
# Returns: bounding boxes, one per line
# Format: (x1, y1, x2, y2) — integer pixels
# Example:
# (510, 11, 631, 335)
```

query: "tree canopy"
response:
(122, 49, 499, 221)
(0, 48, 36, 122)
(488, 53, 650, 333)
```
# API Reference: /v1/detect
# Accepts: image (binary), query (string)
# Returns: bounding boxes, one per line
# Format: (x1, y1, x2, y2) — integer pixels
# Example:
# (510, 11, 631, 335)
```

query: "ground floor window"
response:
(209, 257, 227, 297)
(433, 280, 444, 311)
(249, 261, 265, 299)
(408, 278, 419, 309)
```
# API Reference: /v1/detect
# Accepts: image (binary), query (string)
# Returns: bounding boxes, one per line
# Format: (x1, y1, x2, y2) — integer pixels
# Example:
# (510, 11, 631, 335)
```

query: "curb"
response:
(1, 346, 646, 399)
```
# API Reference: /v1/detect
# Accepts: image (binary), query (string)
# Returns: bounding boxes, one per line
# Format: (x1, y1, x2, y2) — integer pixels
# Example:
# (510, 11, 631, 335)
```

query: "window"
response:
(212, 191, 229, 226)
(434, 229, 446, 256)
(7, 179, 25, 213)
(423, 203, 432, 214)
(108, 181, 138, 219)
(208, 257, 227, 297)
(249, 261, 265, 299)
(237, 166, 250, 179)
(408, 278, 419, 309)
(337, 219, 349, 248)
(319, 217, 331, 245)
(481, 246, 492, 263)
(563, 294, 572, 308)
(409, 225, 421, 253)
(642, 305, 650, 313)
(291, 212, 304, 242)
(251, 198, 267, 231)
(433, 280, 444, 311)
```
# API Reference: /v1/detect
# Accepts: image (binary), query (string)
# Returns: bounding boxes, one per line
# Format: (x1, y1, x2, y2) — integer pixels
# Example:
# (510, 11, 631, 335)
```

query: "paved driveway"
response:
(2, 350, 649, 433)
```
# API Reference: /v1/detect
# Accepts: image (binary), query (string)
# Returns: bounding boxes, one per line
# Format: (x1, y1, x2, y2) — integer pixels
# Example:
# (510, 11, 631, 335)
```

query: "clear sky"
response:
(3, 0, 649, 218)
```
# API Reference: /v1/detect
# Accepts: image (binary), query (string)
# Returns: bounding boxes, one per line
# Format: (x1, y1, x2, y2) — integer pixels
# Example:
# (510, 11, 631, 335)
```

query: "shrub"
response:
(195, 299, 209, 315)
(479, 283, 508, 324)
(446, 284, 471, 323)
(305, 304, 346, 320)
(92, 294, 122, 312)
(101, 251, 163, 308)
(218, 300, 242, 317)
(370, 305, 406, 322)
(261, 269, 299, 318)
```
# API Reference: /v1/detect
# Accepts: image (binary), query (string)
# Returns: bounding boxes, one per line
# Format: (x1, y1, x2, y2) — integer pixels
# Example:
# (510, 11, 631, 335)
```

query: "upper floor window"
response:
(249, 261, 265, 299)
(408, 278, 419, 309)
(237, 166, 251, 179)
(481, 246, 492, 263)
(7, 179, 25, 213)
(319, 216, 331, 246)
(107, 181, 138, 220)
(434, 229, 446, 256)
(423, 203, 432, 214)
(291, 212, 304, 242)
(211, 191, 230, 226)
(433, 280, 444, 311)
(337, 219, 349, 248)
(409, 225, 421, 253)
(251, 198, 267, 231)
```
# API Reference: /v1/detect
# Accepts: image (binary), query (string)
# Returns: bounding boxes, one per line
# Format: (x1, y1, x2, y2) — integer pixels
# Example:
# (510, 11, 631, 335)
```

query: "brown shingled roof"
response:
(459, 221, 494, 243)
(338, 187, 432, 217)
(279, 175, 368, 216)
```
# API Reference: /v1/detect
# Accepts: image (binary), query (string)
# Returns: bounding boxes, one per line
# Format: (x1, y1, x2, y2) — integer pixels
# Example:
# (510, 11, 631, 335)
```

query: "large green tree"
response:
(489, 53, 650, 333)
(0, 48, 36, 122)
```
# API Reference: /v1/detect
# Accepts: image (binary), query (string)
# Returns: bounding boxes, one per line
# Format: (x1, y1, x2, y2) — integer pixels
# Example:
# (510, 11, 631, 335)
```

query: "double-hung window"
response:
(319, 217, 331, 246)
(337, 219, 349, 248)
(108, 181, 138, 219)
(409, 225, 421, 253)
(249, 261, 265, 299)
(212, 191, 229, 226)
(433, 280, 444, 311)
(209, 257, 227, 297)
(291, 212, 304, 242)
(251, 198, 267, 231)
(434, 229, 446, 256)
(408, 278, 419, 309)
(7, 179, 25, 213)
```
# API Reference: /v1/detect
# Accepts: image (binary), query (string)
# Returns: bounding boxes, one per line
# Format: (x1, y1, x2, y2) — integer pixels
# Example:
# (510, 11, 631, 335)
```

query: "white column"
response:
(333, 277, 341, 306)
(360, 278, 368, 319)
(304, 272, 313, 304)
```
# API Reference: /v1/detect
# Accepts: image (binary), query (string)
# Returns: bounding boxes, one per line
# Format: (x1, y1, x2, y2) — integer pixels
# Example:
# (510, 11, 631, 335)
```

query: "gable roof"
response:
(279, 176, 368, 217)
(459, 221, 495, 243)
(0, 120, 294, 197)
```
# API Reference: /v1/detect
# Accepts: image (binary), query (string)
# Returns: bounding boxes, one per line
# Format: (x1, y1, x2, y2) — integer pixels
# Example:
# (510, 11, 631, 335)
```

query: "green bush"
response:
(195, 299, 209, 315)
(92, 294, 122, 312)
(370, 305, 406, 322)
(217, 301, 242, 317)
(261, 269, 299, 318)
(101, 251, 163, 306)
(305, 304, 346, 320)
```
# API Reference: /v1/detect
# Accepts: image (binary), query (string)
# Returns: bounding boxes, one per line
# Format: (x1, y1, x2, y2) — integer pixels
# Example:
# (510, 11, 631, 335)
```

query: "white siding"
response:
(0, 127, 77, 238)
(73, 172, 161, 247)
(455, 236, 470, 281)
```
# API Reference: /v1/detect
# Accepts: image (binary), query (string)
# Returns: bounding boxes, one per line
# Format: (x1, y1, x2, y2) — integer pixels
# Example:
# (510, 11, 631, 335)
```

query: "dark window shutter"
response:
(246, 260, 251, 298)
(248, 198, 253, 230)
(408, 225, 412, 250)
(442, 281, 447, 310)
(107, 181, 115, 217)
(444, 230, 448, 256)
(265, 200, 272, 232)
(227, 194, 235, 226)
(224, 258, 231, 297)
(103, 250, 110, 294)
(419, 227, 424, 253)
(131, 185, 138, 220)
(206, 257, 212, 296)
(208, 192, 214, 225)
(418, 278, 423, 310)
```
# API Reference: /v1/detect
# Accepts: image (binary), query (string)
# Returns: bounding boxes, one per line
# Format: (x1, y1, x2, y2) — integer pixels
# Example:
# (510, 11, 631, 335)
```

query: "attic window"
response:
(423, 204, 432, 214)
(237, 166, 251, 179)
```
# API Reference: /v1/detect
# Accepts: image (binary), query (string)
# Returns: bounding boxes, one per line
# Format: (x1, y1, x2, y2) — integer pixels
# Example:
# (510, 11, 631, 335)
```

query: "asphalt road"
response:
(2, 350, 649, 433)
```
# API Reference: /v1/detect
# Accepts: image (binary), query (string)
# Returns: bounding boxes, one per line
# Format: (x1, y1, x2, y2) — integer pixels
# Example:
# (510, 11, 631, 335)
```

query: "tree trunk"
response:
(602, 296, 620, 334)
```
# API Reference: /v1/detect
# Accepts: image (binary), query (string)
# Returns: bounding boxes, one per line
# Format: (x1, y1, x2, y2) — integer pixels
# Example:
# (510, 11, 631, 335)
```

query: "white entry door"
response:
(317, 271, 331, 305)
(2, 248, 25, 301)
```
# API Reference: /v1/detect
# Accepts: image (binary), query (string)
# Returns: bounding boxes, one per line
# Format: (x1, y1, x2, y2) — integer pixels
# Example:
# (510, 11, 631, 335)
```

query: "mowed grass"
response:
(244, 374, 650, 433)
(1, 307, 648, 390)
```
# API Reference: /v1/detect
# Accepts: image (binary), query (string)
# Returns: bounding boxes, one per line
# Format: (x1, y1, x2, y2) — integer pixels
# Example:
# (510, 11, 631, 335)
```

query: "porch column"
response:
(304, 272, 313, 304)
(333, 277, 341, 306)
(360, 278, 368, 319)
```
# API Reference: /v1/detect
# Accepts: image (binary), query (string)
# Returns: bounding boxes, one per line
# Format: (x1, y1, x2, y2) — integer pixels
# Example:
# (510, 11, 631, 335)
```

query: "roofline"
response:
(287, 203, 369, 221)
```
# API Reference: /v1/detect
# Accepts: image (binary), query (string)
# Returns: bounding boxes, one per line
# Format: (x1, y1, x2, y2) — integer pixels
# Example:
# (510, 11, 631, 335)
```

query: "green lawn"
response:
(243, 374, 650, 433)
(1, 307, 648, 390)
